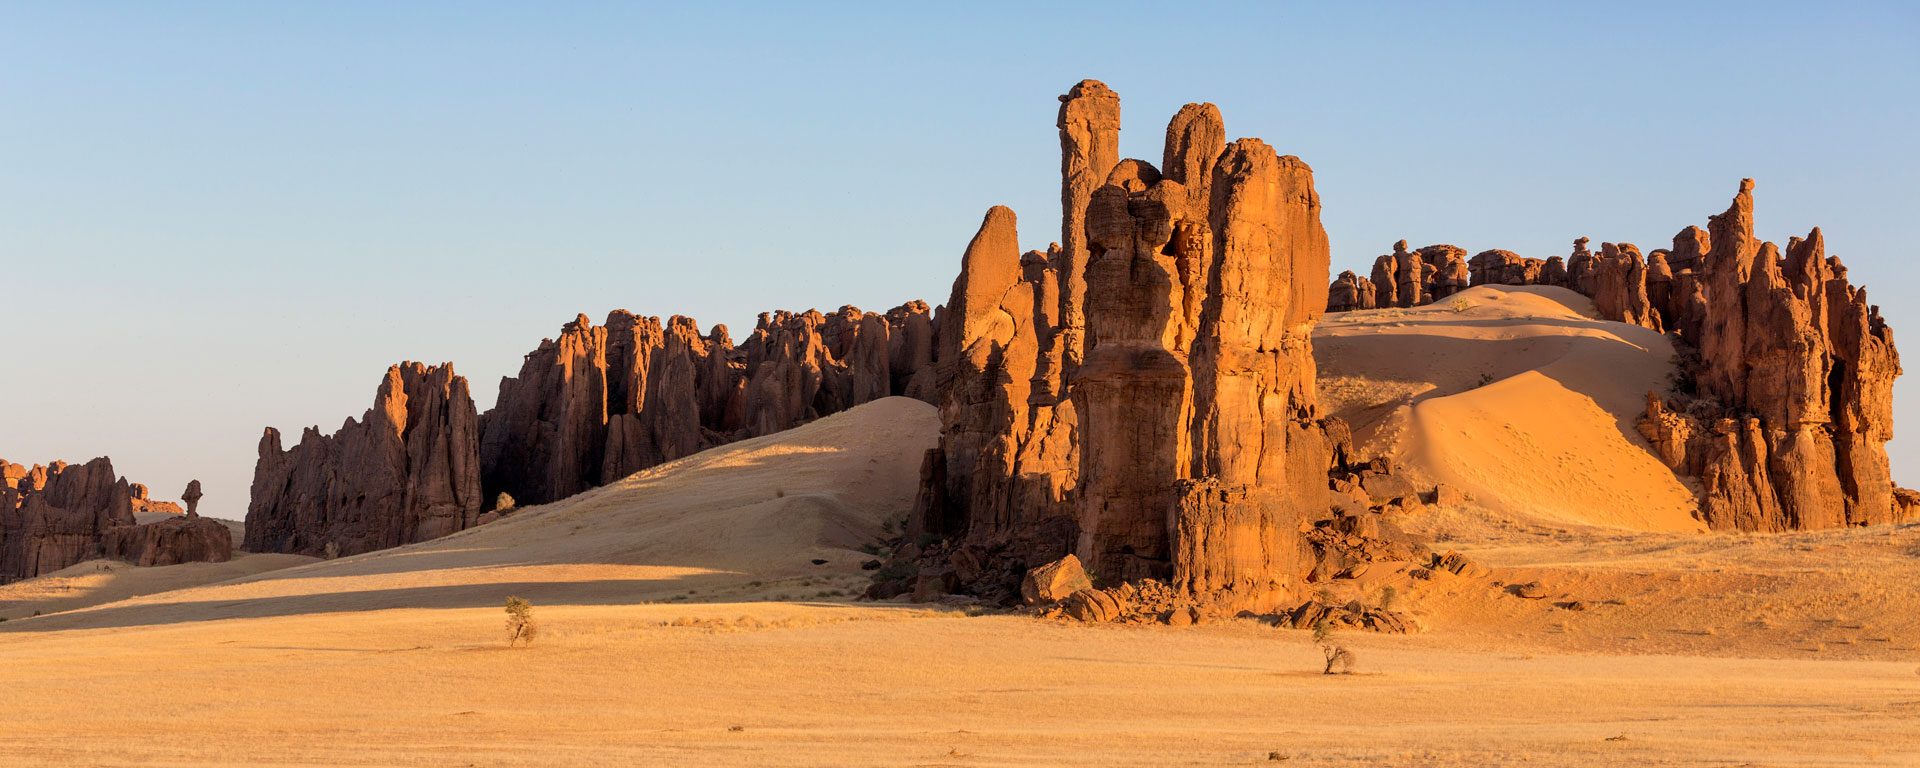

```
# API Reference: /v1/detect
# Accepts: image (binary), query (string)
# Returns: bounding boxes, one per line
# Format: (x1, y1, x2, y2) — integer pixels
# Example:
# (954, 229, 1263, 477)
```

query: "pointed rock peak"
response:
(957, 206, 1023, 301)
(1163, 103, 1225, 187)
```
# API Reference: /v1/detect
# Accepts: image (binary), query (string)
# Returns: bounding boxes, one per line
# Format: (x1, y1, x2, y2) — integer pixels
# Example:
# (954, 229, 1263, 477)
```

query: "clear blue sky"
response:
(4, 2, 1916, 520)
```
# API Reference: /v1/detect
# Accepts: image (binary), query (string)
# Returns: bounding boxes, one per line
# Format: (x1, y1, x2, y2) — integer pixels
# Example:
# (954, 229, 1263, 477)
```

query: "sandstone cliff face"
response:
(1, 456, 225, 582)
(1591, 242, 1663, 332)
(1056, 79, 1123, 376)
(480, 312, 725, 507)
(479, 302, 937, 509)
(908, 83, 1335, 613)
(246, 362, 483, 557)
(915, 207, 1079, 559)
(0, 457, 135, 582)
(1639, 180, 1905, 530)
(249, 302, 939, 557)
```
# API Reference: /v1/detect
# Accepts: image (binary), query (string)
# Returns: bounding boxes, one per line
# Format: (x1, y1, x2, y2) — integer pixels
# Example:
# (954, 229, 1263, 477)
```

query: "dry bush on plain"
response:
(1312, 617, 1356, 675)
(505, 596, 538, 647)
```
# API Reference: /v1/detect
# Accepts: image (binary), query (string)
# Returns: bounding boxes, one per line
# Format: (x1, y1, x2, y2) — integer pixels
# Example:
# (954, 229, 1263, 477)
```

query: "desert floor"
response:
(5, 293, 1919, 767)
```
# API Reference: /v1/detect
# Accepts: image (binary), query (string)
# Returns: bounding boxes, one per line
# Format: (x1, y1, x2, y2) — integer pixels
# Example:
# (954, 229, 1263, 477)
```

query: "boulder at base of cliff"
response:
(1021, 555, 1093, 605)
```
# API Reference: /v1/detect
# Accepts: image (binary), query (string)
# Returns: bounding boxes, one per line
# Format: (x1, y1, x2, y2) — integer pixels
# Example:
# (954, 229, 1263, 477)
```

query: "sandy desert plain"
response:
(4, 286, 1917, 767)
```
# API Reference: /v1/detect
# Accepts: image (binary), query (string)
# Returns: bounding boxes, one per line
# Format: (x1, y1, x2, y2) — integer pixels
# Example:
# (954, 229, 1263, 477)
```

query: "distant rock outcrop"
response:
(103, 514, 232, 567)
(1334, 242, 1471, 312)
(1326, 270, 1376, 313)
(1317, 178, 1905, 532)
(2, 456, 226, 582)
(245, 362, 483, 557)
(247, 303, 940, 557)
(1639, 180, 1906, 530)
(479, 302, 937, 508)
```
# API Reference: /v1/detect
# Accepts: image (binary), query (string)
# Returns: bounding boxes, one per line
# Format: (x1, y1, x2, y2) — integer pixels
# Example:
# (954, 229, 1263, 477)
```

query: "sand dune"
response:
(1317, 285, 1704, 533)
(6, 396, 938, 633)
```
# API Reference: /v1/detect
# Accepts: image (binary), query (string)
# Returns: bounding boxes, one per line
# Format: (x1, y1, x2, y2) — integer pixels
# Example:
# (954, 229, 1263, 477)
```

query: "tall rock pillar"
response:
(1057, 79, 1122, 376)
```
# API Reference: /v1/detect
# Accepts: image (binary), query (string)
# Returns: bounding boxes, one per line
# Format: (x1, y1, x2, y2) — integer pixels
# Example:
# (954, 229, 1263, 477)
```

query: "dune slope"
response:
(5, 396, 938, 632)
(1316, 285, 1703, 533)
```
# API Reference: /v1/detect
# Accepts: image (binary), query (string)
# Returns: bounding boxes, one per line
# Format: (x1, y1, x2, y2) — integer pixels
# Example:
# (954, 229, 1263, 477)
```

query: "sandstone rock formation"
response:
(181, 480, 203, 517)
(0, 457, 136, 582)
(1424, 245, 1471, 300)
(248, 302, 940, 557)
(1056, 79, 1122, 375)
(1639, 180, 1905, 530)
(103, 514, 232, 567)
(1342, 236, 1667, 331)
(1326, 270, 1376, 312)
(1590, 242, 1662, 332)
(1388, 240, 1427, 307)
(903, 82, 1338, 614)
(1, 456, 225, 582)
(1320, 181, 1904, 532)
(480, 302, 936, 508)
(1336, 242, 1468, 311)
(1020, 554, 1091, 605)
(246, 362, 483, 557)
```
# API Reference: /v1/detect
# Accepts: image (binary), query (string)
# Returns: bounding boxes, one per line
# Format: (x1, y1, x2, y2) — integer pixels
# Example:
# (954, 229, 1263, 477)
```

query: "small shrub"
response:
(1477, 372, 1496, 387)
(1378, 586, 1398, 612)
(1312, 617, 1356, 675)
(494, 492, 516, 512)
(1450, 298, 1472, 313)
(323, 540, 341, 560)
(505, 596, 538, 647)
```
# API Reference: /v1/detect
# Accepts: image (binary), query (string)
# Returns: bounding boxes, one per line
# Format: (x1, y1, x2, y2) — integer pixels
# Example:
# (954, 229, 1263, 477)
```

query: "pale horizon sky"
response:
(4, 3, 1917, 520)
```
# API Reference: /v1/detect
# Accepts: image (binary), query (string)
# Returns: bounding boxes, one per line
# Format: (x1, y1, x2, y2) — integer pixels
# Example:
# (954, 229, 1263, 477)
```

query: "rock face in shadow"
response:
(103, 515, 232, 567)
(908, 83, 1336, 614)
(248, 303, 940, 557)
(1638, 180, 1906, 530)
(479, 302, 937, 509)
(1056, 79, 1123, 377)
(246, 362, 484, 557)
(1326, 270, 1376, 312)
(1, 456, 225, 582)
